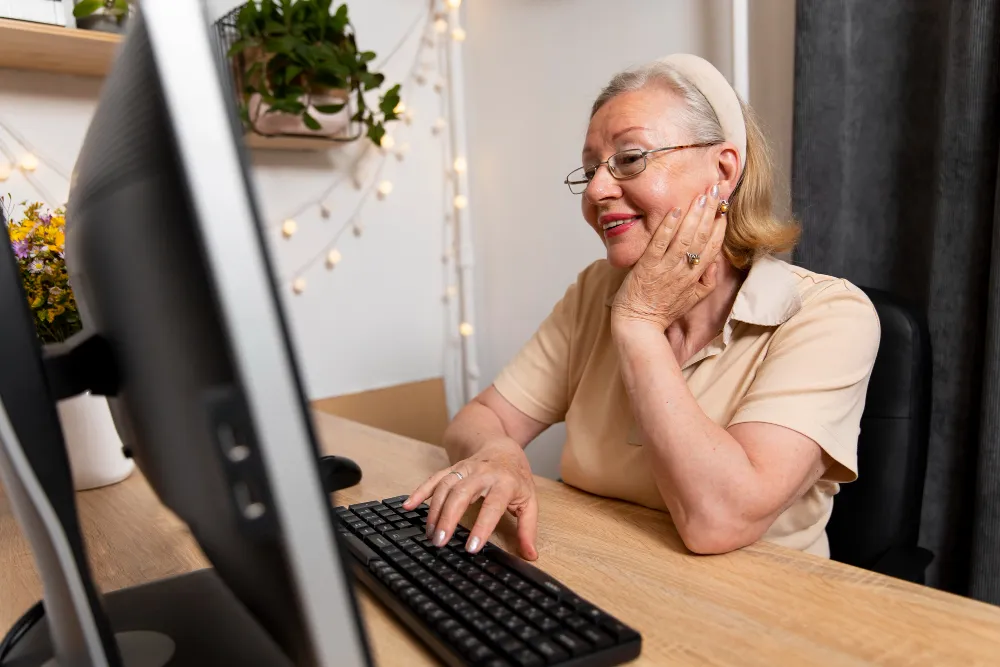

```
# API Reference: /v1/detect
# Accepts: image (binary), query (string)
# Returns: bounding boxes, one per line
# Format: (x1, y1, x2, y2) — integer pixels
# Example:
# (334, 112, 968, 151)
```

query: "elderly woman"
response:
(403, 54, 879, 560)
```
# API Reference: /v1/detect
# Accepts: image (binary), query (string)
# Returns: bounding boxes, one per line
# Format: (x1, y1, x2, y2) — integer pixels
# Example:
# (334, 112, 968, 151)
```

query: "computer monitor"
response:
(15, 1, 370, 664)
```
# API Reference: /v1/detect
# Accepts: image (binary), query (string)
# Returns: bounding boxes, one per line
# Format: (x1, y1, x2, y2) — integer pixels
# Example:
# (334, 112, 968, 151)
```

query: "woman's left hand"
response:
(611, 184, 726, 331)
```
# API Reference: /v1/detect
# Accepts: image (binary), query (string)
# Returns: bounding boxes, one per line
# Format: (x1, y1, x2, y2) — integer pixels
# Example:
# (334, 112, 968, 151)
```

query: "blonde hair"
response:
(592, 62, 799, 269)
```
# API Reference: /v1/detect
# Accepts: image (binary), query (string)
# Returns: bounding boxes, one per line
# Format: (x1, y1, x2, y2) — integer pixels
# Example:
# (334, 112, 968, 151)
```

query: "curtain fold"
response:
(792, 0, 1000, 598)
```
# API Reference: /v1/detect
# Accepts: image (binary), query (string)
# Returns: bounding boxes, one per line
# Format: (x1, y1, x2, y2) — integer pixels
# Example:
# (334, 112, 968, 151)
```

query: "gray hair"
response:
(591, 61, 725, 146)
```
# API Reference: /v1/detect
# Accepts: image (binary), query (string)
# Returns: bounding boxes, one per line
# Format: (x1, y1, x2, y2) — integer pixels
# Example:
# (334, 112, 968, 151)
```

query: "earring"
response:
(718, 199, 730, 215)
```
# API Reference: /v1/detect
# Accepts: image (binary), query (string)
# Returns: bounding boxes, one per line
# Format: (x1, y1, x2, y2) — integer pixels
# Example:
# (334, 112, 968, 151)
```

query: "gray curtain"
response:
(792, 0, 1000, 599)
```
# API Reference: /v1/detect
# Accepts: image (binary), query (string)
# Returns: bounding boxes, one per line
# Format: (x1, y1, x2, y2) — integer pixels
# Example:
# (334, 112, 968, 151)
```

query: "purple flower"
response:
(12, 240, 29, 259)
(39, 214, 52, 225)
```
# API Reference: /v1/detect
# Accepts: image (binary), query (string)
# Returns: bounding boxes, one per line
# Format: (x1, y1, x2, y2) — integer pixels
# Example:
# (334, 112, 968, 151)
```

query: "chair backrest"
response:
(826, 287, 932, 568)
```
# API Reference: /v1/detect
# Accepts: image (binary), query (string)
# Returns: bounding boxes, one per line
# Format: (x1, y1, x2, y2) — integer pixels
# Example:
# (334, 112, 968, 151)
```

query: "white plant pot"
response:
(56, 392, 134, 491)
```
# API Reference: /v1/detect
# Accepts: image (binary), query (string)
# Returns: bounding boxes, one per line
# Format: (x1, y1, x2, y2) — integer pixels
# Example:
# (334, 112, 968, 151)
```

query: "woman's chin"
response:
(605, 245, 642, 269)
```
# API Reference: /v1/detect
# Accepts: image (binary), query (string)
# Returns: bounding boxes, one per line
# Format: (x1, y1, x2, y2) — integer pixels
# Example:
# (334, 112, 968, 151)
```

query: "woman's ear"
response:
(716, 143, 741, 198)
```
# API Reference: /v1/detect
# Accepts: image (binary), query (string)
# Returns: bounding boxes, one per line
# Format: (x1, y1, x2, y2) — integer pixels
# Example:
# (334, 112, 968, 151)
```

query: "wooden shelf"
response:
(243, 132, 353, 151)
(0, 18, 122, 78)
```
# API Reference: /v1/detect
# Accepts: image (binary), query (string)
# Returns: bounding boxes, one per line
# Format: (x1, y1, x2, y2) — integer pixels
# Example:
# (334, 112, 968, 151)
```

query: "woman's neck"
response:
(665, 257, 746, 362)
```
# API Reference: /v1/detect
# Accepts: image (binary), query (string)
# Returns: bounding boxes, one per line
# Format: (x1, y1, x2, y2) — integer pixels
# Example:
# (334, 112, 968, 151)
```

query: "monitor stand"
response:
(5, 569, 294, 667)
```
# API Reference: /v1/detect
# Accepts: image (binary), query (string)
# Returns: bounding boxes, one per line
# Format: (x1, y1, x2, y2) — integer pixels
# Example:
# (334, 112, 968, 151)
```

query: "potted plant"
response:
(226, 0, 401, 146)
(72, 0, 135, 33)
(3, 197, 133, 490)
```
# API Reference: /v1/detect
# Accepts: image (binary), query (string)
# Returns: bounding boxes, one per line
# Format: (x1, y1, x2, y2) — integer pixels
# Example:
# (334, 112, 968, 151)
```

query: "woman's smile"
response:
(600, 212, 643, 238)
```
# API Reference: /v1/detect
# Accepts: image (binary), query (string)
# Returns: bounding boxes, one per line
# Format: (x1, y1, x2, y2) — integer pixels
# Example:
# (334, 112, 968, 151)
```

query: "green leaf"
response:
(285, 65, 302, 83)
(314, 103, 346, 114)
(359, 51, 376, 64)
(302, 113, 322, 131)
(72, 0, 104, 18)
(366, 122, 386, 146)
(379, 84, 402, 116)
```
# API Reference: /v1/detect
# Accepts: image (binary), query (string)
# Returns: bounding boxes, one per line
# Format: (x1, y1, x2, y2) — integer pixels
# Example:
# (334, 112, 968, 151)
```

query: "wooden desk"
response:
(3, 412, 1000, 666)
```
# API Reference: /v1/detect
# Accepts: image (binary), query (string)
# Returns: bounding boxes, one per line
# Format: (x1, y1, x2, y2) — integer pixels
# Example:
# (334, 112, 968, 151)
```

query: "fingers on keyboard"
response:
(468, 488, 514, 554)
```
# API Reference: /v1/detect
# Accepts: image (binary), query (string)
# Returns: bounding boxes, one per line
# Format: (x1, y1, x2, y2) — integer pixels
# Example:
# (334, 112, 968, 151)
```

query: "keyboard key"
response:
(522, 608, 544, 623)
(510, 649, 544, 667)
(495, 588, 516, 603)
(403, 511, 421, 519)
(386, 526, 424, 542)
(537, 616, 560, 633)
(527, 636, 570, 664)
(383, 494, 409, 505)
(598, 616, 640, 642)
(512, 624, 539, 642)
(552, 630, 588, 657)
(437, 618, 460, 633)
(357, 527, 376, 537)
(578, 625, 614, 649)
(365, 534, 393, 551)
(508, 596, 531, 613)
(377, 524, 396, 533)
(487, 605, 512, 622)
(467, 643, 497, 663)
(369, 518, 387, 527)
(349, 500, 383, 511)
(564, 615, 588, 631)
(536, 596, 558, 610)
(497, 636, 525, 654)
(551, 605, 573, 620)
(395, 521, 411, 529)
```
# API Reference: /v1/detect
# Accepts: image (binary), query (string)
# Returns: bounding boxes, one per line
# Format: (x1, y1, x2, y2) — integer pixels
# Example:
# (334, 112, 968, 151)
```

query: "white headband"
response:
(660, 54, 747, 176)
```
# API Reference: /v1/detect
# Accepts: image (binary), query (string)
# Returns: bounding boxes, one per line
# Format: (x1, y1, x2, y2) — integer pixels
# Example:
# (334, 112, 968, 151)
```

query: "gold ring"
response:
(686, 252, 701, 266)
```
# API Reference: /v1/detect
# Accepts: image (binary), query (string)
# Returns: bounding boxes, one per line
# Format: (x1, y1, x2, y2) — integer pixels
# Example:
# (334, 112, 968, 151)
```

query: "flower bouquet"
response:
(3, 197, 133, 490)
(5, 201, 82, 344)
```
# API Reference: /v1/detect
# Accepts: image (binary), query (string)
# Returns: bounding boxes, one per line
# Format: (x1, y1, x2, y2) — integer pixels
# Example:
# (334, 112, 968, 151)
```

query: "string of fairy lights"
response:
(0, 0, 480, 407)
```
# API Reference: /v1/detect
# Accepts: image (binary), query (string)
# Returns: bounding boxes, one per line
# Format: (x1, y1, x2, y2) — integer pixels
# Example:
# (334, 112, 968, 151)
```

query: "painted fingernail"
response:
(466, 536, 481, 553)
(671, 207, 682, 218)
(710, 183, 720, 198)
(698, 195, 708, 208)
(426, 523, 435, 538)
(434, 530, 447, 547)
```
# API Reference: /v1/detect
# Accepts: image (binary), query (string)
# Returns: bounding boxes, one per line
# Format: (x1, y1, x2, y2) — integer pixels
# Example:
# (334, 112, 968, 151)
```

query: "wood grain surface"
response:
(3, 410, 1000, 666)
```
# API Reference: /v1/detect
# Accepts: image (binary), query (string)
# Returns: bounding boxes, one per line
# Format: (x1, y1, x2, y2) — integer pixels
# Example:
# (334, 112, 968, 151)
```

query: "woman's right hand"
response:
(401, 437, 539, 560)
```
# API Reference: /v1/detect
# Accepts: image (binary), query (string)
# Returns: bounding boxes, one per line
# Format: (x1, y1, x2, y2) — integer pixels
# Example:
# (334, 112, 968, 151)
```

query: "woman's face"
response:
(580, 86, 732, 269)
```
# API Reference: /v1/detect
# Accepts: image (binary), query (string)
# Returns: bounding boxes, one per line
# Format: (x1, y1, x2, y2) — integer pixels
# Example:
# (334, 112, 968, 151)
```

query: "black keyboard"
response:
(335, 495, 642, 667)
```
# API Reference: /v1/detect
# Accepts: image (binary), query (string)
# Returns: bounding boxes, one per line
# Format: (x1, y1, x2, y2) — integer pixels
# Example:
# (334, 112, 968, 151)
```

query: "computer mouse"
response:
(319, 455, 363, 493)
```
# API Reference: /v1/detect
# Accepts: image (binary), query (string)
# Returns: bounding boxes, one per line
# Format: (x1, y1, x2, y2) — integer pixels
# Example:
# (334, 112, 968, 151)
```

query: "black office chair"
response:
(826, 287, 934, 583)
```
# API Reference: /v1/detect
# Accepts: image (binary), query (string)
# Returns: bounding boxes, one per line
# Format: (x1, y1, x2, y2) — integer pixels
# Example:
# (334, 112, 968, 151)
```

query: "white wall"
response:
(1, 0, 451, 400)
(463, 0, 794, 478)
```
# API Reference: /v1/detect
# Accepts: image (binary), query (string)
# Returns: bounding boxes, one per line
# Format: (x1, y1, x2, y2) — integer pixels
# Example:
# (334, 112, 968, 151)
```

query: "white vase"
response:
(56, 392, 134, 491)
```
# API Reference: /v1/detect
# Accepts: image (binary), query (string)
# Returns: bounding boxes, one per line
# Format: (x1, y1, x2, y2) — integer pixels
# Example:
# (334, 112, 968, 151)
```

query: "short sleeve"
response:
(728, 282, 881, 482)
(492, 280, 581, 424)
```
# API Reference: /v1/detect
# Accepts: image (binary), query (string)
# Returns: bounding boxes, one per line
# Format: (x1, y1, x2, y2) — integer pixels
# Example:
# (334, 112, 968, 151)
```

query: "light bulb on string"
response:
(377, 180, 394, 200)
(446, 285, 458, 300)
(292, 277, 307, 294)
(451, 27, 466, 42)
(0, 162, 11, 182)
(380, 134, 396, 150)
(432, 117, 447, 135)
(434, 78, 447, 94)
(459, 322, 474, 337)
(394, 142, 411, 162)
(353, 220, 364, 237)
(326, 248, 342, 269)
(434, 18, 448, 33)
(415, 72, 427, 86)
(19, 154, 39, 172)
(453, 157, 468, 174)
(320, 203, 331, 219)
(404, 109, 415, 125)
(453, 194, 468, 210)
(281, 218, 298, 238)
(446, 0, 462, 8)
(441, 248, 454, 263)
(393, 102, 406, 115)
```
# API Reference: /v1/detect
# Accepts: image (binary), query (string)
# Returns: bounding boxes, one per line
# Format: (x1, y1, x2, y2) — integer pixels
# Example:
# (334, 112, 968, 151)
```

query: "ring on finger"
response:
(686, 252, 701, 266)
(448, 470, 464, 482)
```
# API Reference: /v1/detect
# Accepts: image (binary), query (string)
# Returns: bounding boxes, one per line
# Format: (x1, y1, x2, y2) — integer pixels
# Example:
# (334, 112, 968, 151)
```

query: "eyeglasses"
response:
(563, 143, 718, 194)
